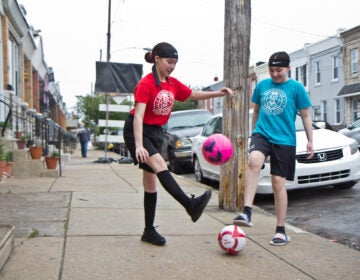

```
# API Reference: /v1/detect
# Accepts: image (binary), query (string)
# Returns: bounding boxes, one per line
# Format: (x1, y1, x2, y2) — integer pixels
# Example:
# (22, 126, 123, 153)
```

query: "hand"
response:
(136, 146, 149, 163)
(220, 87, 234, 96)
(306, 142, 314, 159)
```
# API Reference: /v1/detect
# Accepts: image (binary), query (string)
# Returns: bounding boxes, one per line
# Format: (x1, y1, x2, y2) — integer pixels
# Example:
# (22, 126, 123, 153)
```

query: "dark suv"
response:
(161, 109, 212, 174)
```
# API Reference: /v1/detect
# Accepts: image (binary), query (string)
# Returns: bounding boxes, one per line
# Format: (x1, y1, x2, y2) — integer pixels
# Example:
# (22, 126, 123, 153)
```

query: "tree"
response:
(219, 0, 251, 211)
(173, 99, 198, 111)
(76, 95, 127, 134)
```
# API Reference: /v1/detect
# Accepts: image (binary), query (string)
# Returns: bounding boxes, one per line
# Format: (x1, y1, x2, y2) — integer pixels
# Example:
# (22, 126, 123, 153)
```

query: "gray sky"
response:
(19, 0, 360, 109)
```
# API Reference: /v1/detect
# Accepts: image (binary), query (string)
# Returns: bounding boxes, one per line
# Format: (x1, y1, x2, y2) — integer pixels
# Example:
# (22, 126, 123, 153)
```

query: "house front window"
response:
(7, 38, 21, 95)
(295, 65, 307, 86)
(315, 61, 321, 84)
(335, 99, 341, 123)
(352, 99, 359, 122)
(351, 48, 359, 76)
(322, 100, 327, 121)
(332, 56, 339, 81)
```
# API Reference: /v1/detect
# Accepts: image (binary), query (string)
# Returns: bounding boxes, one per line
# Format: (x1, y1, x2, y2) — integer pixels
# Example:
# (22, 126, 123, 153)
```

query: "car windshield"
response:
(351, 119, 360, 128)
(168, 111, 211, 130)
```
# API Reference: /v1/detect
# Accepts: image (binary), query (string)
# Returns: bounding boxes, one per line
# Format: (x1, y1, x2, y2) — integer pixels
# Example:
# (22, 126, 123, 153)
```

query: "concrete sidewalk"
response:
(0, 147, 359, 280)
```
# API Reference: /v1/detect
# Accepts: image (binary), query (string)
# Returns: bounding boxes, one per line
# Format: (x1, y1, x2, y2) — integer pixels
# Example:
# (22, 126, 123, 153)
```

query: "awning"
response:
(337, 83, 360, 98)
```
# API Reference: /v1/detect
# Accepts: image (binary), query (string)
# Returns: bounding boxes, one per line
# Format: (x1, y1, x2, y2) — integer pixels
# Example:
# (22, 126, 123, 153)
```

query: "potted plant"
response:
(45, 150, 60, 169)
(15, 131, 23, 139)
(16, 135, 27, 150)
(29, 144, 43, 159)
(4, 150, 13, 177)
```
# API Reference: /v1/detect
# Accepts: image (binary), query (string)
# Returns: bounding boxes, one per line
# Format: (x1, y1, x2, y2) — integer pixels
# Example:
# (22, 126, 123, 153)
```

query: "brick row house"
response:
(338, 25, 360, 124)
(0, 0, 67, 130)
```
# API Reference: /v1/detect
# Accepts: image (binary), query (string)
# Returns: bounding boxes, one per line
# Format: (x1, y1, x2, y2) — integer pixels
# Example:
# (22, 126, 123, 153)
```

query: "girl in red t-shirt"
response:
(124, 42, 233, 246)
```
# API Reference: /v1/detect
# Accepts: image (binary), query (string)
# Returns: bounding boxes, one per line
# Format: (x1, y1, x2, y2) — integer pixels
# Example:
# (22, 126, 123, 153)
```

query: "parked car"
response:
(161, 109, 212, 174)
(313, 120, 334, 131)
(192, 112, 360, 194)
(338, 119, 360, 149)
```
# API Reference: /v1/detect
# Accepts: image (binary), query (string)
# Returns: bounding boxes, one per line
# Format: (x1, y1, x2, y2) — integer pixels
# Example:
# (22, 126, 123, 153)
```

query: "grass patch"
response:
(29, 229, 39, 238)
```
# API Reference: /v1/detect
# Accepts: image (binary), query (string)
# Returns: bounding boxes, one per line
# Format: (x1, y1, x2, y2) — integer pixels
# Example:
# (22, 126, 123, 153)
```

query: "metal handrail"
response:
(0, 91, 77, 158)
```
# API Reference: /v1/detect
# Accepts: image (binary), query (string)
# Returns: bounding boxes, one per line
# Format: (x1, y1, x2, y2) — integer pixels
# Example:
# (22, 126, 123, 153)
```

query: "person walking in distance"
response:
(124, 42, 233, 246)
(233, 51, 314, 246)
(77, 125, 90, 158)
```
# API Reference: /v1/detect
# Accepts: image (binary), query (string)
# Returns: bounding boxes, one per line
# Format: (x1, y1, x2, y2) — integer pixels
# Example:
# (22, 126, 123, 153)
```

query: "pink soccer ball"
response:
(202, 134, 233, 165)
(218, 225, 246, 255)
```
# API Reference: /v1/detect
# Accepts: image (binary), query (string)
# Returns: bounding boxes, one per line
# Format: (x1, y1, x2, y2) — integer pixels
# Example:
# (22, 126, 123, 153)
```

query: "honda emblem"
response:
(317, 152, 327, 162)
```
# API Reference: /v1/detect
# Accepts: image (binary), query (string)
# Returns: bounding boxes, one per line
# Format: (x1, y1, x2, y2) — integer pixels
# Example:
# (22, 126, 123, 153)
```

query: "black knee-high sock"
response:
(157, 170, 190, 209)
(144, 192, 157, 229)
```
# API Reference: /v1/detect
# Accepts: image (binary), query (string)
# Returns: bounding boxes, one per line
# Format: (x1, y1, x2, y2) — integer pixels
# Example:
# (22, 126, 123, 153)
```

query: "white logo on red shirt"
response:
(153, 90, 174, 116)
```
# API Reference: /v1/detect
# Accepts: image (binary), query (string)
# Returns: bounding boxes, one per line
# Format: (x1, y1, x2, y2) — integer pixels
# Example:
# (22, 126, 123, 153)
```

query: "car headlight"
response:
(175, 138, 192, 149)
(349, 140, 358, 155)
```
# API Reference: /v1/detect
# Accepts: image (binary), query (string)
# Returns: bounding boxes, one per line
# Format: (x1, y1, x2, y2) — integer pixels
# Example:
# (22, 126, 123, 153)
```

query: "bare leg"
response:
(143, 169, 157, 192)
(271, 175, 287, 227)
(233, 151, 265, 226)
(244, 151, 265, 207)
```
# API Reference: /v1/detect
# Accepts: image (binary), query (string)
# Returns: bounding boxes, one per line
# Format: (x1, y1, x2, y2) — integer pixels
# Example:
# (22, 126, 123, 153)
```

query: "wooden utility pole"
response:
(219, 0, 251, 211)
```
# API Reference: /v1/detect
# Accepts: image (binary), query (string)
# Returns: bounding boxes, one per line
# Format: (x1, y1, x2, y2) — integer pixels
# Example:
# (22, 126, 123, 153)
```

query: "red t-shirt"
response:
(130, 73, 192, 125)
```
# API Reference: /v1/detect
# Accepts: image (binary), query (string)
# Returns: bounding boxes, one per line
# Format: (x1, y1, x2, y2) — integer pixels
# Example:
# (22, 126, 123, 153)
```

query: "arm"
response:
(299, 107, 314, 159)
(251, 104, 260, 131)
(189, 87, 233, 100)
(133, 102, 148, 163)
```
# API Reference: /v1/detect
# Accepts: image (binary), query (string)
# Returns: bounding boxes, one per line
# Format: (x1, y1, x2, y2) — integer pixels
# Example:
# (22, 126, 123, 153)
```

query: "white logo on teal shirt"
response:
(262, 88, 287, 115)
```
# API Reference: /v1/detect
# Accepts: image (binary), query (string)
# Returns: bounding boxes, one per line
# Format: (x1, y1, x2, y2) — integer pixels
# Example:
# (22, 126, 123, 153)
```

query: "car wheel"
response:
(194, 157, 208, 184)
(333, 181, 356, 190)
(168, 149, 183, 174)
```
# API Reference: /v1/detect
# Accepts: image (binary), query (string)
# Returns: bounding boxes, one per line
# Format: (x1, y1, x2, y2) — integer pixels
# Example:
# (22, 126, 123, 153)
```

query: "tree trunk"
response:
(219, 0, 251, 211)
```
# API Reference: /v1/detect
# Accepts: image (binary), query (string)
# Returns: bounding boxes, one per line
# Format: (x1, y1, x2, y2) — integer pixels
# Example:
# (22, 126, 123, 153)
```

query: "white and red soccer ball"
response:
(218, 225, 246, 255)
(202, 134, 233, 165)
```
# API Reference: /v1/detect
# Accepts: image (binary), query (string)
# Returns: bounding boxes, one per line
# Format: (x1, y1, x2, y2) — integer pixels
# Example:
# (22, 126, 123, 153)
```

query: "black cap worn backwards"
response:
(268, 51, 290, 67)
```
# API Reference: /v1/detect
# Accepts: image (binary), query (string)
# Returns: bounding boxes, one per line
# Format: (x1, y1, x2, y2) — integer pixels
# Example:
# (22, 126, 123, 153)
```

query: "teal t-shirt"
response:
(251, 78, 312, 146)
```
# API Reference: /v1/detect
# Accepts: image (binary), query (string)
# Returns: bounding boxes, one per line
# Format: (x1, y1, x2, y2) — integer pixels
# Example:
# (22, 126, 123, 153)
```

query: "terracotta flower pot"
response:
(0, 160, 5, 182)
(4, 162, 13, 177)
(29, 146, 43, 159)
(45, 156, 59, 169)
(15, 131, 23, 139)
(16, 139, 26, 150)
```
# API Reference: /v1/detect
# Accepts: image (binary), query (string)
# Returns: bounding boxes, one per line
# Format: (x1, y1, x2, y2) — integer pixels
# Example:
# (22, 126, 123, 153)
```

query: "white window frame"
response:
(335, 99, 341, 124)
(351, 48, 359, 76)
(352, 99, 358, 122)
(315, 61, 321, 85)
(7, 38, 21, 96)
(332, 55, 339, 81)
(322, 100, 327, 121)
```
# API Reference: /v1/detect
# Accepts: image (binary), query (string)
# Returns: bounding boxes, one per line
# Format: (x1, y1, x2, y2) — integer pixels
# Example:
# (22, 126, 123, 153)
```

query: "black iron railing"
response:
(0, 91, 77, 157)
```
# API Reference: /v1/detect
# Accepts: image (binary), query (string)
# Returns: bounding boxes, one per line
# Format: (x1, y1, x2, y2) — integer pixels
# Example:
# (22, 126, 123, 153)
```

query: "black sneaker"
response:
(141, 227, 166, 246)
(187, 190, 212, 222)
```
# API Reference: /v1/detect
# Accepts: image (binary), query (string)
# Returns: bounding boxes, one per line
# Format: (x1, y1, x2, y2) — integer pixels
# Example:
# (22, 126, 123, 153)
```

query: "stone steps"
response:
(0, 225, 14, 271)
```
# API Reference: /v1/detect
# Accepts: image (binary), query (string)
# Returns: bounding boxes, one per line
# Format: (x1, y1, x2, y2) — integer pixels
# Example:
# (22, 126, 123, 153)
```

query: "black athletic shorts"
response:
(123, 115, 164, 173)
(249, 133, 296, 181)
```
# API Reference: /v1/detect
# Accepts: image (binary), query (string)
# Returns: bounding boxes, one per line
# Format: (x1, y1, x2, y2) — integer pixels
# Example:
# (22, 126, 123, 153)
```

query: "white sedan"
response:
(191, 113, 360, 194)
